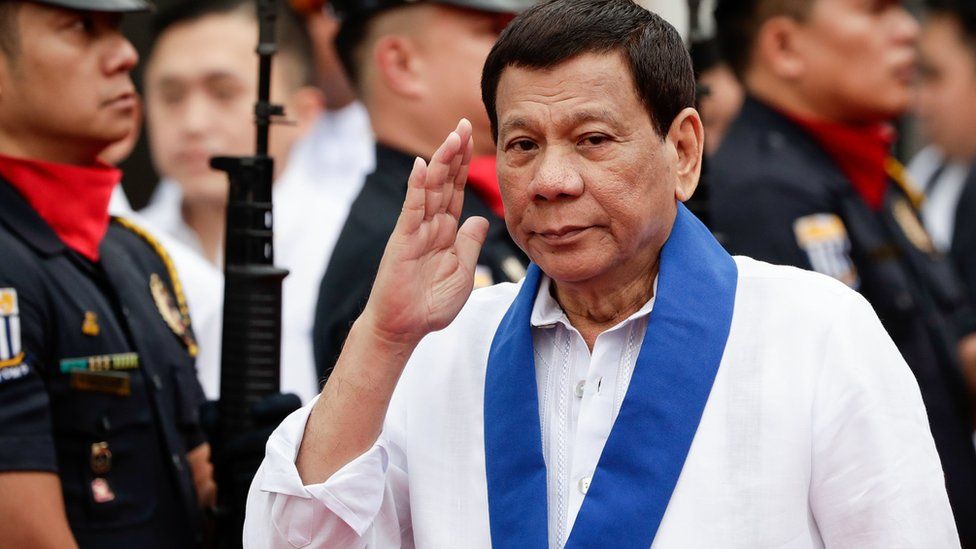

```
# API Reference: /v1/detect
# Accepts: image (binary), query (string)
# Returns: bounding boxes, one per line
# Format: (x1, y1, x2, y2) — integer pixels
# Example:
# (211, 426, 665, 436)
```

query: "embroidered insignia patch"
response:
(0, 289, 28, 383)
(793, 214, 859, 288)
(501, 256, 527, 282)
(474, 265, 495, 289)
(150, 273, 198, 356)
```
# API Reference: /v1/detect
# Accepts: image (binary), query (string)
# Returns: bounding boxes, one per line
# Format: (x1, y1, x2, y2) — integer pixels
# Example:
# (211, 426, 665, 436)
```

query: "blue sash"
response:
(484, 204, 737, 548)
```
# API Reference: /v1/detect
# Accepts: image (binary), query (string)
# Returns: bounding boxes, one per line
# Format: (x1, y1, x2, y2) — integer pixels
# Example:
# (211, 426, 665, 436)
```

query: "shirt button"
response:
(578, 476, 591, 495)
(151, 373, 163, 391)
(575, 380, 585, 398)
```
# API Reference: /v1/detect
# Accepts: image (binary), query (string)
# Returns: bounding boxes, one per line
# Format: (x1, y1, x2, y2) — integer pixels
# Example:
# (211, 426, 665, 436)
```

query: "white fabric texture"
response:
(243, 257, 958, 548)
(137, 104, 374, 403)
(908, 145, 971, 253)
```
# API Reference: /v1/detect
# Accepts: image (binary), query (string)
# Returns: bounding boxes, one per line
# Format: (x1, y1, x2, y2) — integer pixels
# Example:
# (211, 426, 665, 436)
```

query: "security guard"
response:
(710, 0, 976, 543)
(0, 0, 212, 546)
(312, 0, 532, 379)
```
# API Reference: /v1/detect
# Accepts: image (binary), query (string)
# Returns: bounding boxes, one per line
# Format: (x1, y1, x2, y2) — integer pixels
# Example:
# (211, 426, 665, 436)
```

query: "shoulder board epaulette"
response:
(111, 216, 198, 357)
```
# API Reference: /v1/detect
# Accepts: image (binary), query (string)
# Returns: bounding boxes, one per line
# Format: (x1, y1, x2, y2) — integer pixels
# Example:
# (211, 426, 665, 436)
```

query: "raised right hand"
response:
(359, 119, 490, 347)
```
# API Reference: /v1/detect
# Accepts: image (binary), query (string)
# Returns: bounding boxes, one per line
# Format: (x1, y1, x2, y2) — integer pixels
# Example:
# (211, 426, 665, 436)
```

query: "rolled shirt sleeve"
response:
(244, 396, 412, 548)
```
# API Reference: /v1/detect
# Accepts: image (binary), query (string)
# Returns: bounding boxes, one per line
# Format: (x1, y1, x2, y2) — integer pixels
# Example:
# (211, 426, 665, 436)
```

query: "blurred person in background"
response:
(693, 39, 744, 157)
(141, 0, 336, 403)
(311, 0, 532, 380)
(289, 0, 376, 218)
(0, 0, 215, 545)
(912, 0, 976, 353)
(711, 0, 976, 540)
(100, 94, 226, 407)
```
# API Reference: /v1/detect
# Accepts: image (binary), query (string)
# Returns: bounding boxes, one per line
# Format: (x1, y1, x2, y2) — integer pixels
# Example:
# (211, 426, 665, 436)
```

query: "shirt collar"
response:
(530, 273, 657, 330)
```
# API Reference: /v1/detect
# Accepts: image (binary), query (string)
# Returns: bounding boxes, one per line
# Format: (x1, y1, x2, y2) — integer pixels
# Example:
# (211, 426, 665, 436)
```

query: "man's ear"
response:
(668, 107, 704, 203)
(373, 34, 424, 100)
(287, 86, 325, 135)
(755, 15, 806, 80)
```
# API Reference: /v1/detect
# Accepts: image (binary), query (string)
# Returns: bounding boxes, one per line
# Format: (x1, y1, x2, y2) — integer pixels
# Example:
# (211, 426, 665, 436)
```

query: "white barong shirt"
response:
(244, 257, 958, 548)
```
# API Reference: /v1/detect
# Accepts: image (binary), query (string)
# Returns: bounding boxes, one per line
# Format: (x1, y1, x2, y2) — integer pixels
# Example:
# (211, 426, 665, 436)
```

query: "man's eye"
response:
(579, 135, 609, 147)
(70, 14, 97, 34)
(508, 139, 537, 152)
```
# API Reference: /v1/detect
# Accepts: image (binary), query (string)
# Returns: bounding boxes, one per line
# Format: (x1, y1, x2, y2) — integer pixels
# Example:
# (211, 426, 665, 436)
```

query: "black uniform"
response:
(312, 144, 527, 379)
(710, 97, 976, 544)
(0, 177, 207, 547)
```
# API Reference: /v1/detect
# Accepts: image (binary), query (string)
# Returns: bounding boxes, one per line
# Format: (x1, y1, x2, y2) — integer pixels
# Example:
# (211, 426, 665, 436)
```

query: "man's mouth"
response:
(535, 225, 590, 244)
(103, 91, 137, 110)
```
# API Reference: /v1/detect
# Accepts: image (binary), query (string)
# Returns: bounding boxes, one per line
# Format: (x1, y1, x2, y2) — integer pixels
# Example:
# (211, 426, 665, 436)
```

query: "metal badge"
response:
(90, 441, 112, 475)
(90, 478, 115, 503)
(70, 371, 131, 396)
(82, 311, 100, 337)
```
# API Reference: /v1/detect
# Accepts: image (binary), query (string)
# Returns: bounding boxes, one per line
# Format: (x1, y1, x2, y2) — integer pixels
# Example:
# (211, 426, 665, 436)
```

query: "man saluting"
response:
(245, 0, 957, 546)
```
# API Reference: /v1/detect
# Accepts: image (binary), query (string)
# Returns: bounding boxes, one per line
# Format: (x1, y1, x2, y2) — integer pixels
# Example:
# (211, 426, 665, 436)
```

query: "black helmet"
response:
(331, 0, 534, 21)
(27, 0, 152, 12)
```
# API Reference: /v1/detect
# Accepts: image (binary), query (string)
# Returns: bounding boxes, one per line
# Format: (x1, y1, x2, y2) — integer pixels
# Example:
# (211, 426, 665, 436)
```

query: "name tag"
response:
(70, 371, 131, 396)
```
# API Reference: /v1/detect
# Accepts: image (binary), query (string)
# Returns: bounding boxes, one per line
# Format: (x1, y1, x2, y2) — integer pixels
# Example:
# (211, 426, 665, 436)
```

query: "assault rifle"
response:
(209, 0, 298, 545)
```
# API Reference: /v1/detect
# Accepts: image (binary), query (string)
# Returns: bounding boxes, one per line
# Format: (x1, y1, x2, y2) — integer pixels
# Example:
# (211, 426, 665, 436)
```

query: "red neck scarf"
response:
(0, 153, 120, 261)
(467, 155, 505, 218)
(783, 112, 895, 211)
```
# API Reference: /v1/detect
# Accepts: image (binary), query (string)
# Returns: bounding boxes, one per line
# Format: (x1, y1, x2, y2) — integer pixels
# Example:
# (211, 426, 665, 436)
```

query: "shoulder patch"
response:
(793, 214, 859, 288)
(0, 288, 28, 382)
(111, 217, 198, 357)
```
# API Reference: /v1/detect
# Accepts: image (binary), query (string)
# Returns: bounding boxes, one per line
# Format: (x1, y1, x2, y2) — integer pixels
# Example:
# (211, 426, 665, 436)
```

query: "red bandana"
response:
(467, 155, 505, 219)
(784, 113, 895, 211)
(0, 153, 120, 261)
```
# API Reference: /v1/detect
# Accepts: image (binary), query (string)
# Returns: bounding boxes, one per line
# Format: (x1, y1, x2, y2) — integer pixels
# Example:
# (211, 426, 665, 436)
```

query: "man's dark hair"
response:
(0, 1, 22, 58)
(334, 12, 369, 87)
(926, 0, 976, 56)
(480, 0, 694, 141)
(150, 0, 315, 88)
(713, 0, 808, 81)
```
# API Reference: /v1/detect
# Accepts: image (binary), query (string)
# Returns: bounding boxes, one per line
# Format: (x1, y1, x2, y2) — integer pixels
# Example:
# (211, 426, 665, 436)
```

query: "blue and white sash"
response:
(484, 204, 737, 548)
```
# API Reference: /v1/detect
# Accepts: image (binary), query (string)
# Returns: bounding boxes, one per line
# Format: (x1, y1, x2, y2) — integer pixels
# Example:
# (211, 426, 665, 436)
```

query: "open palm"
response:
(362, 119, 490, 345)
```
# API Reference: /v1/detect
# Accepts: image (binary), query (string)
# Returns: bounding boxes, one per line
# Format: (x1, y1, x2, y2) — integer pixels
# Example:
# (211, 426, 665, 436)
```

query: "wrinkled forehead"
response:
(494, 52, 648, 137)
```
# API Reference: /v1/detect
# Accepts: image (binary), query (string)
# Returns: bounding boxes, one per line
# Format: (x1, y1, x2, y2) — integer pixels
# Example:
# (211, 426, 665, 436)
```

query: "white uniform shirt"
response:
(138, 104, 374, 403)
(908, 145, 972, 253)
(245, 257, 957, 548)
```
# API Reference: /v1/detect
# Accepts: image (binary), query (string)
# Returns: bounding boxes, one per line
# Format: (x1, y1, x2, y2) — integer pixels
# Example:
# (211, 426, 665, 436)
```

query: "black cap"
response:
(27, 0, 152, 12)
(331, 0, 534, 21)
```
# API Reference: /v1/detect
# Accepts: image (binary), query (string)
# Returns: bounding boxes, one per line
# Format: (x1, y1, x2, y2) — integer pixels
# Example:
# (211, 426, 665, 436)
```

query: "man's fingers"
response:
(397, 157, 428, 234)
(441, 120, 472, 213)
(455, 216, 490, 274)
(425, 132, 461, 219)
(448, 135, 475, 219)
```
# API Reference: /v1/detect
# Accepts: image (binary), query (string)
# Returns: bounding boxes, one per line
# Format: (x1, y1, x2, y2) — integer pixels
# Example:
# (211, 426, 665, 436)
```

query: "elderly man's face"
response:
(495, 52, 698, 285)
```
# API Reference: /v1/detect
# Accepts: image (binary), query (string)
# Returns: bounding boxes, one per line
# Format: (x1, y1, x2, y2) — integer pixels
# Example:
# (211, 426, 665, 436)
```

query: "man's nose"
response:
(103, 33, 139, 75)
(890, 5, 920, 46)
(528, 149, 584, 201)
(181, 93, 217, 135)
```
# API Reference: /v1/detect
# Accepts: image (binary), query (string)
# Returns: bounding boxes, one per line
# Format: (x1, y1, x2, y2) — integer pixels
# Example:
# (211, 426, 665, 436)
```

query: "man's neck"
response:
(0, 134, 102, 166)
(182, 199, 226, 266)
(746, 73, 833, 124)
(552, 256, 659, 351)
